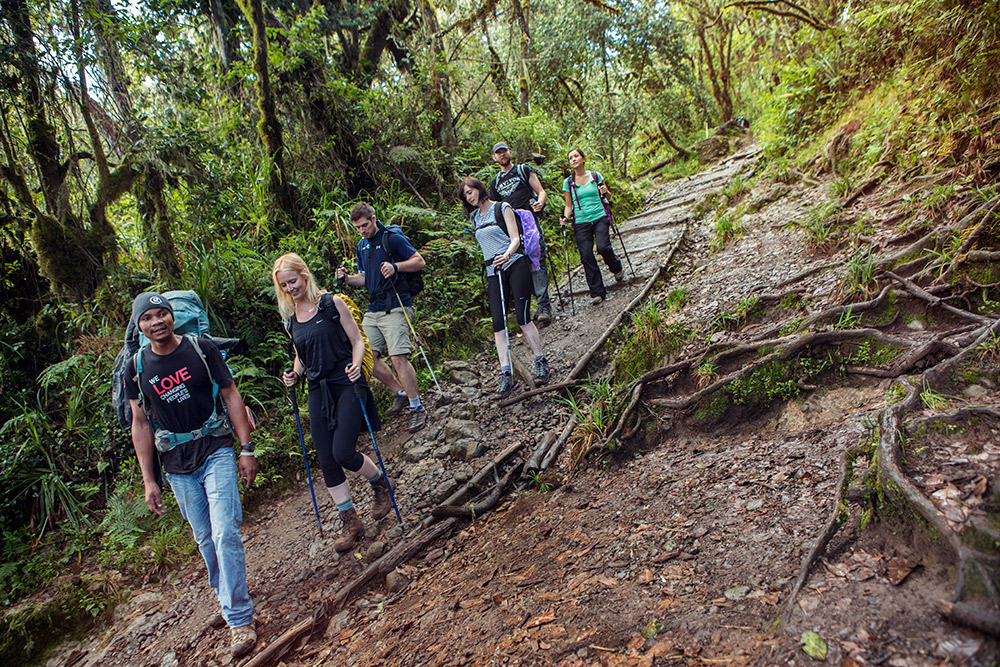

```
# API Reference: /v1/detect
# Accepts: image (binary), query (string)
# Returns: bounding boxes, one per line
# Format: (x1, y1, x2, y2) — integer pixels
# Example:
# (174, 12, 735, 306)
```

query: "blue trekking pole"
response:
(286, 368, 323, 537)
(354, 384, 403, 524)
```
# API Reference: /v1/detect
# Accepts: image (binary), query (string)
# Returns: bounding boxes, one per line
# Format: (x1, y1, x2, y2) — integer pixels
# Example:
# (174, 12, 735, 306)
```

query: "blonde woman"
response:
(272, 253, 391, 552)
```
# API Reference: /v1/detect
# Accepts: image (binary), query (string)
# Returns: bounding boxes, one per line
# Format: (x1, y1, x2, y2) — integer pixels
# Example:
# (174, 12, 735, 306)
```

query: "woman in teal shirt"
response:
(560, 147, 624, 305)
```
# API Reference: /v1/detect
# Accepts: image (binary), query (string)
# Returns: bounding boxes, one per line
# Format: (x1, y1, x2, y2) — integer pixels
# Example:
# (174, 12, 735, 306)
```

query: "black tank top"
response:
(290, 294, 352, 385)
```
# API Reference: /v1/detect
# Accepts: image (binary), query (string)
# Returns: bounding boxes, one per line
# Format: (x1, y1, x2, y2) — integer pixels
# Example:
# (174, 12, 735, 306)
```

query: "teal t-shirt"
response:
(563, 172, 607, 225)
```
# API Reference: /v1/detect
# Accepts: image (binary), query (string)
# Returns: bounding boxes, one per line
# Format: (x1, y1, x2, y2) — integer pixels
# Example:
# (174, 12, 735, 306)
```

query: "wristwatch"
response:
(241, 441, 255, 453)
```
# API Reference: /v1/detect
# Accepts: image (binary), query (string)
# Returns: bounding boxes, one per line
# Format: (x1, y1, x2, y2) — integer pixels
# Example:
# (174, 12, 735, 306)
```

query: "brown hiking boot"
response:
(333, 508, 365, 552)
(370, 475, 392, 520)
(385, 393, 408, 418)
(231, 623, 256, 658)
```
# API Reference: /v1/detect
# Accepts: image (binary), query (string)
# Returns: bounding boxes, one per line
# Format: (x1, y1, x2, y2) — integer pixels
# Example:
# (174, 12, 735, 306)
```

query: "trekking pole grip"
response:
(285, 366, 299, 411)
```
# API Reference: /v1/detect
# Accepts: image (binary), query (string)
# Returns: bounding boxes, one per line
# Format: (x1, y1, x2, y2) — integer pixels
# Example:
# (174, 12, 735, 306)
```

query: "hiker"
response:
(125, 292, 258, 659)
(335, 203, 428, 433)
(458, 176, 552, 397)
(560, 147, 625, 305)
(273, 253, 394, 552)
(488, 142, 553, 326)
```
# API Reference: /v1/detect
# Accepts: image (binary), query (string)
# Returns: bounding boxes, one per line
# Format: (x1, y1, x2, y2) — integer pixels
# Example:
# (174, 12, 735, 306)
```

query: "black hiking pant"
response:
(573, 218, 622, 299)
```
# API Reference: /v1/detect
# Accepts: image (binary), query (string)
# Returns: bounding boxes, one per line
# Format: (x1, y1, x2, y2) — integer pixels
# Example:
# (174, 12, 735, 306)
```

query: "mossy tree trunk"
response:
(85, 0, 182, 283)
(0, 0, 136, 301)
(236, 0, 300, 229)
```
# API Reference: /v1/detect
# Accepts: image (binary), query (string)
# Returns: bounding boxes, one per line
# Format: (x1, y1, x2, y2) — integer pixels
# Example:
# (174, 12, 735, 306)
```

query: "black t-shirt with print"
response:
(489, 164, 536, 211)
(125, 336, 234, 475)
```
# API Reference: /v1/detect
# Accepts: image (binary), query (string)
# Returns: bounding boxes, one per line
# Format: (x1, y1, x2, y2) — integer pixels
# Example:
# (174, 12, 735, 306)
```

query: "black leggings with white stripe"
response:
(486, 256, 533, 332)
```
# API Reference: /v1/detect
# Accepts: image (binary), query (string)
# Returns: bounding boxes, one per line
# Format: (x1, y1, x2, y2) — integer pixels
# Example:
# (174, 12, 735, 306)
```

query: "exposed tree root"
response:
(499, 379, 588, 407)
(780, 445, 852, 630)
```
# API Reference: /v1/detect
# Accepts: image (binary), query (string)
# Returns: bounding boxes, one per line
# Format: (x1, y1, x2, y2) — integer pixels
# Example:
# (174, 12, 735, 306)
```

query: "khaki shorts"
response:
(362, 307, 414, 358)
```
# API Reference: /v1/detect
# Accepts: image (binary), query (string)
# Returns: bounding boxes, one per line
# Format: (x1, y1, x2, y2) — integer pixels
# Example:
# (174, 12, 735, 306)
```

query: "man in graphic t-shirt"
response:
(489, 141, 553, 325)
(124, 292, 258, 659)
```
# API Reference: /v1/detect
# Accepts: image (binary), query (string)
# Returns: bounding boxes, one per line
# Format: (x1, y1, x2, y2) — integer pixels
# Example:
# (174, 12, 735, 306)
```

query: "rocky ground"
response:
(44, 138, 1000, 667)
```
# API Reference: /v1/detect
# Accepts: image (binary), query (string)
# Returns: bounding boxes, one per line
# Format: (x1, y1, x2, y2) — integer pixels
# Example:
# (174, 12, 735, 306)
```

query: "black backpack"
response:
(365, 224, 424, 297)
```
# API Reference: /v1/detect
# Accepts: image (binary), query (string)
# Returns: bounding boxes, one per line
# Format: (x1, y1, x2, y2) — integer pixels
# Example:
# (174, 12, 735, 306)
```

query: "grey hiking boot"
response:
(497, 370, 518, 398)
(231, 623, 256, 658)
(385, 393, 408, 418)
(406, 406, 427, 433)
(591, 295, 604, 305)
(533, 357, 551, 386)
(614, 269, 626, 282)
(535, 304, 552, 326)
(333, 508, 365, 553)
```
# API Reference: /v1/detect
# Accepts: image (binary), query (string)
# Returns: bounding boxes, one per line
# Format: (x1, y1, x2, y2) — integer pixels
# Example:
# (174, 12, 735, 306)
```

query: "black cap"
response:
(131, 292, 173, 323)
(492, 142, 510, 153)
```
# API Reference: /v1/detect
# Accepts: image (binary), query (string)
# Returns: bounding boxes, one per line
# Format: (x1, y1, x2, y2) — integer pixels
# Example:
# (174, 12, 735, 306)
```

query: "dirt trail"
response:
(46, 144, 998, 666)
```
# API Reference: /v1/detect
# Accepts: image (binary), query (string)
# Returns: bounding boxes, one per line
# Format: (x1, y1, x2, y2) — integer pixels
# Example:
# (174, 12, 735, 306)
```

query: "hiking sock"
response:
(396, 390, 407, 397)
(367, 469, 384, 484)
(500, 364, 512, 373)
(335, 499, 354, 513)
(534, 354, 546, 362)
(408, 396, 422, 410)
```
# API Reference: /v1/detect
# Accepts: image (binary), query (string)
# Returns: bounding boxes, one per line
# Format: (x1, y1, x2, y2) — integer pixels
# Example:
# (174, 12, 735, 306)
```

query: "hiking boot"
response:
(370, 475, 392, 520)
(535, 305, 552, 326)
(591, 295, 604, 305)
(231, 624, 256, 658)
(333, 508, 365, 553)
(497, 370, 519, 398)
(533, 357, 551, 386)
(407, 406, 427, 433)
(614, 269, 626, 282)
(385, 393, 408, 418)
(208, 613, 226, 629)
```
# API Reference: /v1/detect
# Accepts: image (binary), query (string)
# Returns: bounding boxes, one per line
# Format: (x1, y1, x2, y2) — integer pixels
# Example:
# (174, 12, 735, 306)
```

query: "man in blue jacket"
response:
(336, 203, 428, 433)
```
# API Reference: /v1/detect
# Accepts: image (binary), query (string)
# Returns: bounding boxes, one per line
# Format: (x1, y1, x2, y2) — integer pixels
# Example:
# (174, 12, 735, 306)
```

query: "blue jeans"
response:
(166, 447, 254, 627)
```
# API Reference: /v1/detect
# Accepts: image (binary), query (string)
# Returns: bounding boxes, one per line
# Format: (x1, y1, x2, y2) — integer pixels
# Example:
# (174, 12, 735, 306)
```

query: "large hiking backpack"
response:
(566, 171, 614, 226)
(363, 224, 424, 298)
(112, 290, 238, 431)
(470, 203, 543, 271)
(284, 292, 374, 381)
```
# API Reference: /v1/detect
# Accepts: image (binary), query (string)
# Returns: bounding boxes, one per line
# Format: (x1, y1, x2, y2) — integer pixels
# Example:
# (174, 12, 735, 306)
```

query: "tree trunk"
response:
(483, 20, 520, 114)
(236, 0, 299, 229)
(420, 0, 457, 154)
(206, 0, 244, 97)
(510, 0, 531, 116)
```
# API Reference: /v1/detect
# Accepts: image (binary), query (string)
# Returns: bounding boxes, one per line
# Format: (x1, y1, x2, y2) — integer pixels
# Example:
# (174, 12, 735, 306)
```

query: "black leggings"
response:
(487, 256, 533, 332)
(307, 381, 366, 488)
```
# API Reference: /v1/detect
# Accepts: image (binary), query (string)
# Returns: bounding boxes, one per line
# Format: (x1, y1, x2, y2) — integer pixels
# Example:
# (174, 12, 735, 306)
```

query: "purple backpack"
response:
(471, 204, 543, 271)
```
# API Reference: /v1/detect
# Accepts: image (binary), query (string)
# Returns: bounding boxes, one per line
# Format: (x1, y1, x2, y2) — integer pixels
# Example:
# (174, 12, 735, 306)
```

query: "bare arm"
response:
(562, 190, 573, 224)
(334, 296, 366, 382)
(379, 250, 425, 278)
(220, 382, 257, 487)
(528, 171, 547, 211)
(130, 399, 164, 515)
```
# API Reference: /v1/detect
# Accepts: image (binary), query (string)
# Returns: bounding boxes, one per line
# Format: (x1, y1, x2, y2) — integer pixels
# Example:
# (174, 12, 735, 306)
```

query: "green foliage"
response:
(613, 303, 693, 381)
(709, 204, 747, 252)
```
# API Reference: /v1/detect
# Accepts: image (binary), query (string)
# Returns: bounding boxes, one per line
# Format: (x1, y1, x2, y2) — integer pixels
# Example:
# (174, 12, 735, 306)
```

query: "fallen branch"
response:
(423, 441, 525, 527)
(540, 416, 577, 470)
(242, 618, 314, 667)
(602, 383, 643, 449)
(431, 464, 523, 519)
(500, 378, 588, 407)
(568, 264, 666, 381)
(525, 431, 555, 473)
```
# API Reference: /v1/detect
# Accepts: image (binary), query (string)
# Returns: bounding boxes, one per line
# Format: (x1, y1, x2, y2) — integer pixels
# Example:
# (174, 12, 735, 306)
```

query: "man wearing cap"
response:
(124, 292, 258, 659)
(488, 141, 553, 325)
